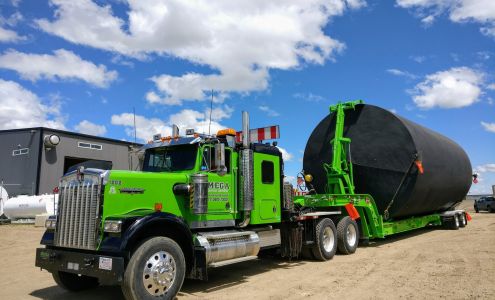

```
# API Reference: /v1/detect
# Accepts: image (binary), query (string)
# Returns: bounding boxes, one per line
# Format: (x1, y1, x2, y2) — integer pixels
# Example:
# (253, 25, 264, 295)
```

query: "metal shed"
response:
(0, 127, 142, 196)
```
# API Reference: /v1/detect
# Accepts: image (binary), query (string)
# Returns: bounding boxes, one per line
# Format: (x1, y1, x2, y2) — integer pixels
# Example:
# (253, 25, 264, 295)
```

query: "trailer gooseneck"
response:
(35, 100, 471, 300)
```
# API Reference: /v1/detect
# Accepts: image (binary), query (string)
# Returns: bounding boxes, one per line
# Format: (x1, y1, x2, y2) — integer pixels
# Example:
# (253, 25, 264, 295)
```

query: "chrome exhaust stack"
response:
(239, 111, 253, 227)
(172, 124, 179, 137)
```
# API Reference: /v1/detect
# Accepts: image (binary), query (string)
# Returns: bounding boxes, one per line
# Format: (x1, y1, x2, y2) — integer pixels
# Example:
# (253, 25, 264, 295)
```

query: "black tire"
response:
(488, 206, 494, 213)
(445, 214, 460, 230)
(311, 218, 337, 261)
(122, 237, 186, 300)
(52, 271, 99, 292)
(458, 213, 466, 228)
(336, 217, 359, 255)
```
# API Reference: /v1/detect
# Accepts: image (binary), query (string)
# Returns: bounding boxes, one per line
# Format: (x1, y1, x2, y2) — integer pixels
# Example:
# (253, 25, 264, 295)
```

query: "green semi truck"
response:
(36, 100, 470, 299)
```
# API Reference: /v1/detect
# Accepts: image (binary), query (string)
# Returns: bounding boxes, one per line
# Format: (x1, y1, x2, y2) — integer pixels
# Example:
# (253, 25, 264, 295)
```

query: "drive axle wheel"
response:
(312, 218, 337, 261)
(122, 237, 185, 300)
(336, 216, 359, 254)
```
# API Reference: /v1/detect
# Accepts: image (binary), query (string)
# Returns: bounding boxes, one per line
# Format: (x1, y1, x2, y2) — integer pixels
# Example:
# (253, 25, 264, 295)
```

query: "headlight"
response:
(45, 218, 57, 230)
(104, 220, 122, 233)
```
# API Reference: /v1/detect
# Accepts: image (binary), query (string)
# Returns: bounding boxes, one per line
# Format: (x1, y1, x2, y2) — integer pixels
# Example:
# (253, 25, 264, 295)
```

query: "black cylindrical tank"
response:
(303, 104, 472, 219)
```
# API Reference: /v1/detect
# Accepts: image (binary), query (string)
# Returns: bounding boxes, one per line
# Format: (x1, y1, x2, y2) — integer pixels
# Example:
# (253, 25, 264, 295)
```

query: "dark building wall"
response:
(38, 129, 138, 194)
(1, 128, 142, 196)
(0, 129, 42, 196)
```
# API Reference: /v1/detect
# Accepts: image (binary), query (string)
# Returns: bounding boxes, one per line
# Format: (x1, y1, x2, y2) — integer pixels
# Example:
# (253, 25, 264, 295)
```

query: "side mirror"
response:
(214, 143, 227, 176)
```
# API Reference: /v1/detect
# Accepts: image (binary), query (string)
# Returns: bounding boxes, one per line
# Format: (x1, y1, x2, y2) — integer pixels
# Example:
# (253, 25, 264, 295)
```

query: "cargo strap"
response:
(383, 153, 418, 220)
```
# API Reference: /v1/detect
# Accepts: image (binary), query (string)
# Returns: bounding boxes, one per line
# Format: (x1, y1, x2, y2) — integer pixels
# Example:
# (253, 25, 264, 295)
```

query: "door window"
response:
(201, 146, 231, 173)
(261, 160, 274, 184)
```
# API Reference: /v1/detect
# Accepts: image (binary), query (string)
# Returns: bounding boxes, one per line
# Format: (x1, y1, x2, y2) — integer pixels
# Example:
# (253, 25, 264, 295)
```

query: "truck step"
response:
(209, 255, 258, 268)
(200, 230, 255, 240)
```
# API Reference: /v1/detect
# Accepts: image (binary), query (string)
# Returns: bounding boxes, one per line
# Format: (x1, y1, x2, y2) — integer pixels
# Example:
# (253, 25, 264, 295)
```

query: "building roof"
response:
(0, 127, 143, 147)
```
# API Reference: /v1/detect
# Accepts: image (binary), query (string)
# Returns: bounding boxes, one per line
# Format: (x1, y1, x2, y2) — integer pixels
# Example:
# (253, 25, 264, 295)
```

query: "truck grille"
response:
(54, 178, 101, 250)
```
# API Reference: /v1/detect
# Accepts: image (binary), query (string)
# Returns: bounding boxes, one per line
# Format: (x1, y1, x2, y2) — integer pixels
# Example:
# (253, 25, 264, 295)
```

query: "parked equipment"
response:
(4, 194, 58, 220)
(36, 100, 471, 300)
(304, 104, 472, 219)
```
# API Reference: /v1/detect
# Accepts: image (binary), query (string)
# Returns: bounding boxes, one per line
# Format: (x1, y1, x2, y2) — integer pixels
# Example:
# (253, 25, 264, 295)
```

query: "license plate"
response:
(99, 257, 113, 270)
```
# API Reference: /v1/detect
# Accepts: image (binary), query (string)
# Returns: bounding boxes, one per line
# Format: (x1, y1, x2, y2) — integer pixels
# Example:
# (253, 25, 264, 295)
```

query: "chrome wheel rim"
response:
(322, 226, 335, 253)
(143, 251, 176, 296)
(346, 223, 357, 246)
(455, 215, 459, 227)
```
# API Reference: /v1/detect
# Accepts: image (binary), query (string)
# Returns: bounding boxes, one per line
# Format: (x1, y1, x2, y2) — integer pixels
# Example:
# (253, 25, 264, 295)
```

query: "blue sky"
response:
(0, 0, 494, 194)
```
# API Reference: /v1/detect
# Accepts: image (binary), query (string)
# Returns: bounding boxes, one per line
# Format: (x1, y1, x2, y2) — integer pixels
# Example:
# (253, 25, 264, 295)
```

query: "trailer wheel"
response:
(458, 213, 466, 228)
(336, 217, 359, 255)
(52, 271, 99, 292)
(311, 218, 337, 261)
(444, 214, 460, 230)
(122, 237, 185, 300)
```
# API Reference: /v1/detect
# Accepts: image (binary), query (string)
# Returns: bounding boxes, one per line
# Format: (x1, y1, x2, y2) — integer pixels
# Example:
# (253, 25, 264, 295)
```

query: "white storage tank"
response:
(3, 194, 58, 220)
(0, 186, 8, 216)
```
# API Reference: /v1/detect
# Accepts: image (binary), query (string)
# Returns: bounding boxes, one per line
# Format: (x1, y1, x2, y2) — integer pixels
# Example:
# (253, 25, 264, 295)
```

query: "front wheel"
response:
(336, 217, 359, 254)
(52, 271, 99, 292)
(311, 218, 337, 261)
(122, 237, 186, 300)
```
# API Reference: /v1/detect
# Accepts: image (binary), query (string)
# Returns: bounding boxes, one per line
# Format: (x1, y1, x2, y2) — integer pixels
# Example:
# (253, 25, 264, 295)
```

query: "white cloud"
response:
(111, 108, 230, 142)
(410, 55, 427, 63)
(284, 175, 296, 185)
(410, 67, 484, 109)
(75, 120, 107, 136)
(258, 105, 280, 117)
(205, 105, 234, 122)
(396, 0, 495, 37)
(293, 92, 325, 102)
(487, 83, 495, 90)
(0, 12, 26, 43)
(481, 121, 495, 133)
(0, 49, 118, 87)
(0, 27, 25, 43)
(0, 79, 65, 130)
(421, 15, 435, 26)
(37, 0, 365, 105)
(276, 146, 293, 162)
(475, 163, 495, 173)
(387, 68, 416, 79)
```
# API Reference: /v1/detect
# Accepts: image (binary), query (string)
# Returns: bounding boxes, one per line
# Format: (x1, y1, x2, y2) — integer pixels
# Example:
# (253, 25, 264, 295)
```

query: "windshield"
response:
(143, 145, 197, 172)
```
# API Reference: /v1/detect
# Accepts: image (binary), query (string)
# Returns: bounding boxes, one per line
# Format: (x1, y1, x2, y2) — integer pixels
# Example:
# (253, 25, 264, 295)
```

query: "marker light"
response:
(45, 218, 57, 230)
(304, 174, 313, 183)
(217, 128, 236, 137)
(103, 220, 122, 233)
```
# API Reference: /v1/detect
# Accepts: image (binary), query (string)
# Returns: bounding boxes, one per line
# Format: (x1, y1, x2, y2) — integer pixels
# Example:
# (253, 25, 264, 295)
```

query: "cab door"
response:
(200, 145, 235, 215)
(252, 152, 281, 224)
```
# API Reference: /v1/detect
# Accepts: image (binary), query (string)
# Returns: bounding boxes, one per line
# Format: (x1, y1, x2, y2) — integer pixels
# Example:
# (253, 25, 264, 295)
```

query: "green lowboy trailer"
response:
(35, 101, 470, 300)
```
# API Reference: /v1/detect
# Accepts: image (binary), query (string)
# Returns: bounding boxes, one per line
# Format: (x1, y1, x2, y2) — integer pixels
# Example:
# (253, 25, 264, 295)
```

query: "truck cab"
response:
(36, 115, 288, 299)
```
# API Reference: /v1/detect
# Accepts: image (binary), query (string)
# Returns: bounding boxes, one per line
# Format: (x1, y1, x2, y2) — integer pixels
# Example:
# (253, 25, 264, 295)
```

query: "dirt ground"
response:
(0, 200, 494, 300)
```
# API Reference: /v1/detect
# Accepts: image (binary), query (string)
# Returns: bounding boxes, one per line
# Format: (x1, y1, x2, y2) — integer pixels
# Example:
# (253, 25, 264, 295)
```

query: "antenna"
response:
(208, 89, 214, 135)
(133, 107, 137, 144)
